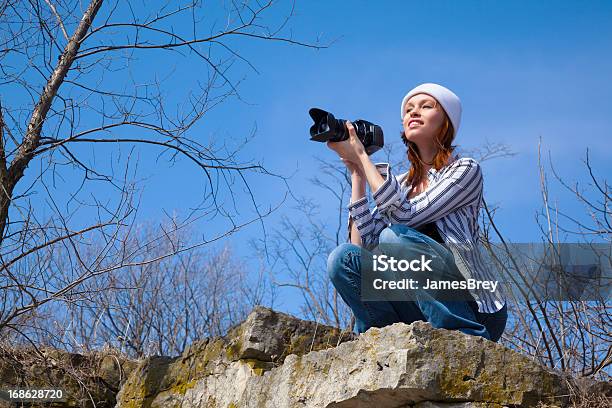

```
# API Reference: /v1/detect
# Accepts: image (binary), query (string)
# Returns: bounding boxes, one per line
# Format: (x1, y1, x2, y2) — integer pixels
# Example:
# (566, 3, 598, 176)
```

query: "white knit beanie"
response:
(400, 83, 462, 137)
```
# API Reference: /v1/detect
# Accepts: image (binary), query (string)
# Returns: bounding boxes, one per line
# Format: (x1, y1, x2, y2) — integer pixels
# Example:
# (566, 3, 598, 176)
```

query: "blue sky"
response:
(131, 0, 611, 239)
(11, 1, 611, 314)
(111, 0, 611, 312)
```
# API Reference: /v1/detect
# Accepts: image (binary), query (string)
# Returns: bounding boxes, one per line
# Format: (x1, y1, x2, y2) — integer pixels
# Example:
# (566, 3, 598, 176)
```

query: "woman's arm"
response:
(345, 162, 387, 249)
(349, 172, 366, 246)
(356, 150, 385, 195)
(348, 202, 388, 250)
(345, 163, 389, 250)
(325, 121, 390, 249)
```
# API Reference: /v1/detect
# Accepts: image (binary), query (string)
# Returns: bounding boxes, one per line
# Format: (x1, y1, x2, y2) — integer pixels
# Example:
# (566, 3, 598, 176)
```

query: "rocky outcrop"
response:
(1, 307, 608, 407)
(114, 306, 610, 407)
(114, 306, 356, 407)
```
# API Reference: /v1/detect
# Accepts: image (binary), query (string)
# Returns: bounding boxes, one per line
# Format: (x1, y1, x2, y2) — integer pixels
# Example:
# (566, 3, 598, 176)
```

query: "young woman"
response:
(326, 83, 507, 342)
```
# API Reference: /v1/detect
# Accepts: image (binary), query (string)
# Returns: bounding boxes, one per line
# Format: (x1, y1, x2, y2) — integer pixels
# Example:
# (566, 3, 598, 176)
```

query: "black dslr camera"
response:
(308, 108, 384, 155)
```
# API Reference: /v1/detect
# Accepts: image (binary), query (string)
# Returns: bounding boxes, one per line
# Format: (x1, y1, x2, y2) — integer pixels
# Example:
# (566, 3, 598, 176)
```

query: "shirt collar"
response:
(427, 167, 438, 181)
(428, 156, 459, 180)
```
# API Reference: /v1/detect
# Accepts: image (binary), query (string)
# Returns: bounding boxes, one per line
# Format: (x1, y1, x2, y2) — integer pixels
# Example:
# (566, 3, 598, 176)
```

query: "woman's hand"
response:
(327, 121, 367, 167)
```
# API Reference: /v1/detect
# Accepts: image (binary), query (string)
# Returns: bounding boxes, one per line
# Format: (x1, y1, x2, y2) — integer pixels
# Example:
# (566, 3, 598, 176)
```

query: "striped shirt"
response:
(347, 157, 505, 313)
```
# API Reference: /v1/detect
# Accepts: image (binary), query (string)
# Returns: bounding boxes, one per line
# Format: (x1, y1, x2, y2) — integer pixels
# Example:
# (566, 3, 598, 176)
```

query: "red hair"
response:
(400, 106, 457, 190)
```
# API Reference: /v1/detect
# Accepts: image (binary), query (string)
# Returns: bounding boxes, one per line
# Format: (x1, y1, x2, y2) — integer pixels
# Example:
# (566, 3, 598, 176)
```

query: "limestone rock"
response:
(225, 305, 357, 363)
(114, 307, 611, 408)
(115, 307, 356, 407)
(3, 307, 607, 407)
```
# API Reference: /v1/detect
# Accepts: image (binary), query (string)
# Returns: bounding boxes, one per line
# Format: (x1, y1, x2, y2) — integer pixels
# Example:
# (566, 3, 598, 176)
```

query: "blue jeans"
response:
(327, 224, 507, 342)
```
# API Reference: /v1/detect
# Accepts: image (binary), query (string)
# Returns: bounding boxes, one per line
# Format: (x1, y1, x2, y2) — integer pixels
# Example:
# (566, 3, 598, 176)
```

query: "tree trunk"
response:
(0, 0, 105, 243)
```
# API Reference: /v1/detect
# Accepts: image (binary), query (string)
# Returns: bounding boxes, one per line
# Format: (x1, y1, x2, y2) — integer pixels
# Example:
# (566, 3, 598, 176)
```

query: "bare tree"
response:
(0, 0, 322, 344)
(252, 157, 354, 329)
(481, 142, 611, 380)
(21, 221, 274, 358)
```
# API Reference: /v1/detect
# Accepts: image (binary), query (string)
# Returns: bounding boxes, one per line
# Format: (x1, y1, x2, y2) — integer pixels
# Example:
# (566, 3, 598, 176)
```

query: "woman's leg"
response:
(327, 243, 424, 333)
(378, 224, 491, 340)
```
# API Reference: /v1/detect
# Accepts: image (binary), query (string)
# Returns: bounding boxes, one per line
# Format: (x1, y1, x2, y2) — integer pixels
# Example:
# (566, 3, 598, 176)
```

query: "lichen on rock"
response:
(112, 307, 610, 408)
(2, 306, 609, 408)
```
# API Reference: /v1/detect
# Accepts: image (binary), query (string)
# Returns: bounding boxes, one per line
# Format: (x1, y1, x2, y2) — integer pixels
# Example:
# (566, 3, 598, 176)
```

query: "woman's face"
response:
(402, 93, 445, 144)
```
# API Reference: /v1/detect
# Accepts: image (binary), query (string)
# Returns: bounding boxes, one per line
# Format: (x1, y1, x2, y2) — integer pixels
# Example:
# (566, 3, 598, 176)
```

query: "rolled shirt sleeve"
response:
(348, 196, 371, 234)
(346, 195, 389, 251)
(371, 163, 404, 213)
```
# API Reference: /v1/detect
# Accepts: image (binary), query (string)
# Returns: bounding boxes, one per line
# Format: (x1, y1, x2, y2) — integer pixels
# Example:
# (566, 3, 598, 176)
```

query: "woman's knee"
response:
(379, 224, 426, 246)
(327, 243, 360, 281)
